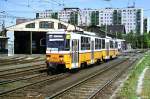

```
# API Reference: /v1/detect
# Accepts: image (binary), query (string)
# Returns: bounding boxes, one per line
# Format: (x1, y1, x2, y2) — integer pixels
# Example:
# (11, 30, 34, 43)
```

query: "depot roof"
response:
(6, 18, 83, 32)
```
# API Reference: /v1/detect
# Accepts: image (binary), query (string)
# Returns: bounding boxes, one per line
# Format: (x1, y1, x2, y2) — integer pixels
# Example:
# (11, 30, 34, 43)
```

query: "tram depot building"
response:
(6, 18, 82, 54)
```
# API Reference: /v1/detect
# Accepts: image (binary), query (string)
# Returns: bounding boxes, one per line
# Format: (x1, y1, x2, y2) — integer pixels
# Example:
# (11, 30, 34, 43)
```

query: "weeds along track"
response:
(49, 58, 136, 99)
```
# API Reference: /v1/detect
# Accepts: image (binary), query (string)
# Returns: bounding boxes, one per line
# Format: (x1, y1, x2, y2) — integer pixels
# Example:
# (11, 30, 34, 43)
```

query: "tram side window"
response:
(115, 42, 118, 48)
(95, 38, 101, 50)
(110, 41, 113, 48)
(95, 39, 98, 49)
(81, 37, 84, 50)
(87, 38, 90, 50)
(102, 39, 105, 49)
(81, 36, 90, 50)
(0, 43, 1, 50)
(113, 41, 115, 48)
(98, 39, 101, 49)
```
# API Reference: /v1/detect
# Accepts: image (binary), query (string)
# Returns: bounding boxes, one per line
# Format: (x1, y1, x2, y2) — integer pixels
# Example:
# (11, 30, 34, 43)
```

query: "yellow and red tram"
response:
(46, 30, 119, 73)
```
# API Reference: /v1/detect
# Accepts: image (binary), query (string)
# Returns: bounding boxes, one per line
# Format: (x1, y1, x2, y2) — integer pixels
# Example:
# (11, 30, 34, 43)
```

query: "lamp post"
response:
(105, 20, 107, 37)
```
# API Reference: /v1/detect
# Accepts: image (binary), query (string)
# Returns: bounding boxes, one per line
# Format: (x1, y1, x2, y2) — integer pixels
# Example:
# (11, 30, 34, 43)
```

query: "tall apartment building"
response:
(58, 8, 79, 25)
(36, 7, 145, 34)
(36, 10, 58, 19)
(143, 17, 150, 33)
(36, 8, 79, 25)
(80, 8, 144, 34)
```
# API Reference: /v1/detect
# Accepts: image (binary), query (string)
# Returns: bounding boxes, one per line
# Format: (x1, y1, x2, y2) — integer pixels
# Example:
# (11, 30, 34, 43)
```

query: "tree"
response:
(124, 31, 137, 49)
(142, 32, 150, 48)
(116, 32, 123, 39)
(124, 31, 150, 49)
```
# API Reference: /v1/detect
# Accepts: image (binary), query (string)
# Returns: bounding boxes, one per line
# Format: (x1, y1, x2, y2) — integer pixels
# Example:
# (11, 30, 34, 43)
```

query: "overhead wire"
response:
(38, 0, 65, 7)
(0, 0, 66, 25)
(1, 0, 64, 16)
(0, 0, 42, 20)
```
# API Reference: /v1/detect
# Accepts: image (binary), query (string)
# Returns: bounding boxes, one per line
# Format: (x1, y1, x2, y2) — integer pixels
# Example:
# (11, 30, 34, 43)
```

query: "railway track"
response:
(88, 59, 137, 99)
(0, 53, 139, 99)
(0, 58, 127, 99)
(49, 58, 136, 99)
(0, 73, 45, 85)
(0, 56, 45, 66)
(0, 63, 46, 79)
(0, 73, 70, 97)
(0, 56, 28, 63)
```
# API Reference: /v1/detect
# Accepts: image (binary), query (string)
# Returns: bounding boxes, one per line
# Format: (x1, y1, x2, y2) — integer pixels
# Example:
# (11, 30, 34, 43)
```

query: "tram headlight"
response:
(46, 55, 51, 61)
(60, 58, 63, 61)
(59, 55, 64, 61)
(47, 57, 50, 60)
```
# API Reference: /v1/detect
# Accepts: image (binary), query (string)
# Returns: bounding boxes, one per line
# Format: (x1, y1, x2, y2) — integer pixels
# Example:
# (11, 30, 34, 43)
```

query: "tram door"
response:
(91, 41, 94, 63)
(72, 39, 79, 68)
(106, 41, 110, 57)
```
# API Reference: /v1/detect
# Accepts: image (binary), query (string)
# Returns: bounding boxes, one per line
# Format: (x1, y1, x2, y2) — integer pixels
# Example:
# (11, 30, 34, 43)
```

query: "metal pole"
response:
(105, 11, 108, 37)
(105, 23, 107, 37)
(30, 31, 32, 54)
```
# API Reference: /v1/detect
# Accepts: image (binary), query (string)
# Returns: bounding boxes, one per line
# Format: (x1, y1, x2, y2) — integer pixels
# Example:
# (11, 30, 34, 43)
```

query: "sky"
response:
(0, 0, 150, 27)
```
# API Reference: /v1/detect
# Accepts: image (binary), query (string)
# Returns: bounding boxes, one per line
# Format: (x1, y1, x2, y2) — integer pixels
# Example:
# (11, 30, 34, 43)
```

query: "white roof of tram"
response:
(6, 18, 83, 32)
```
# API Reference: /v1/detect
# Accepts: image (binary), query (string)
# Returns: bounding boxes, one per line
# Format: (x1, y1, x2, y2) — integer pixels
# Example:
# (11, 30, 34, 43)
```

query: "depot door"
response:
(72, 39, 79, 68)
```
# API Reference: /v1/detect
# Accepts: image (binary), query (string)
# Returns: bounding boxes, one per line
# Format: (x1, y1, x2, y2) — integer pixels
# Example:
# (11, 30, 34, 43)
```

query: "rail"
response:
(49, 58, 129, 99)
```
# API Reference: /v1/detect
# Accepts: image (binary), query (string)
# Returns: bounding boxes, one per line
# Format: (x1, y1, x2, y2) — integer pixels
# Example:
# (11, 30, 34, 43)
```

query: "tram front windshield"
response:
(47, 34, 70, 51)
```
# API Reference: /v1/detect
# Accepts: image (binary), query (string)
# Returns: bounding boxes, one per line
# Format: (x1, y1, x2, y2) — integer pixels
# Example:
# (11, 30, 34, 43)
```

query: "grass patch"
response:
(141, 68, 150, 98)
(117, 52, 150, 99)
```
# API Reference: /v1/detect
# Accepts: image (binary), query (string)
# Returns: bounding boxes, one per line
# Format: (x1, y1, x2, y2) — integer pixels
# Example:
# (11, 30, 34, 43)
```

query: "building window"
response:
(26, 23, 35, 28)
(58, 23, 67, 29)
(39, 21, 54, 29)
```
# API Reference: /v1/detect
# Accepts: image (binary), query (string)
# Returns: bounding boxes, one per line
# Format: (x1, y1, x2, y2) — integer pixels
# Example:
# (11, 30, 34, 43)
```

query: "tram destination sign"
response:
(49, 34, 65, 41)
